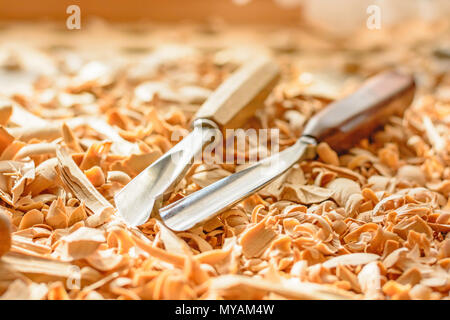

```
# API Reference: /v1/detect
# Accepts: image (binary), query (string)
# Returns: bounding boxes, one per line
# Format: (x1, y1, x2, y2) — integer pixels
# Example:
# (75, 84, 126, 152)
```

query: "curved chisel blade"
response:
(114, 126, 217, 227)
(159, 138, 314, 231)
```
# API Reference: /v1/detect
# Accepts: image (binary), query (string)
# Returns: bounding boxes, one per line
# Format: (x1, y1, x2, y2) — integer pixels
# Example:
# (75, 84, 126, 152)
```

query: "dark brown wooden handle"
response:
(302, 71, 416, 152)
(194, 56, 280, 130)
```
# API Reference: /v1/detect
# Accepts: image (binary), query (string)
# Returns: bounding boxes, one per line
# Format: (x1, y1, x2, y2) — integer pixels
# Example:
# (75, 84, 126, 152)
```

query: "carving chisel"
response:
(159, 70, 416, 231)
(115, 56, 280, 226)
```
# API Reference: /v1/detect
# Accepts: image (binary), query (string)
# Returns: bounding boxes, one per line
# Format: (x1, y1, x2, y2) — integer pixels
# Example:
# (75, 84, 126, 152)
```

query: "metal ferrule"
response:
(192, 118, 220, 131)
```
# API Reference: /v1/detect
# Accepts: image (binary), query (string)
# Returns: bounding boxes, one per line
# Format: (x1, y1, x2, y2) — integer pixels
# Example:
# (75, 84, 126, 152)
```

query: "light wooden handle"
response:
(194, 56, 280, 129)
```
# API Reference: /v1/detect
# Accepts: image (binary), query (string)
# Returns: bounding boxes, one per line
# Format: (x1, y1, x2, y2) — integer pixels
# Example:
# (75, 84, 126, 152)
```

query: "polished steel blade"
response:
(159, 136, 316, 231)
(114, 121, 218, 227)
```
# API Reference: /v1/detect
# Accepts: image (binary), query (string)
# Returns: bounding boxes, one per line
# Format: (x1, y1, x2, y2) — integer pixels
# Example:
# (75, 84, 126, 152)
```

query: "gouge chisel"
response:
(159, 70, 416, 231)
(115, 56, 280, 226)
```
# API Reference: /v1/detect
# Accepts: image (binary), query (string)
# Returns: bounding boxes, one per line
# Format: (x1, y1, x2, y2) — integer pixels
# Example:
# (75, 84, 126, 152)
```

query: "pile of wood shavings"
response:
(0, 21, 449, 300)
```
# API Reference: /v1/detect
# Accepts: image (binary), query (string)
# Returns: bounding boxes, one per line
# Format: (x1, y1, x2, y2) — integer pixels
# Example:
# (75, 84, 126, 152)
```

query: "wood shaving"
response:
(240, 215, 277, 258)
(0, 19, 449, 300)
(56, 147, 115, 227)
(53, 227, 106, 262)
(0, 279, 48, 300)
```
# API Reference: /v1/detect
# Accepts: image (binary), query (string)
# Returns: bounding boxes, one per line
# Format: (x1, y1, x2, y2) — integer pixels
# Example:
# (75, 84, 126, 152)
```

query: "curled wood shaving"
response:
(280, 185, 333, 204)
(84, 166, 105, 187)
(14, 143, 56, 160)
(0, 252, 88, 280)
(0, 279, 48, 300)
(132, 234, 186, 268)
(322, 253, 380, 269)
(393, 215, 433, 240)
(56, 147, 115, 227)
(80, 117, 140, 156)
(53, 227, 106, 261)
(85, 249, 125, 272)
(7, 123, 61, 142)
(18, 209, 43, 230)
(327, 178, 361, 207)
(316, 142, 339, 166)
(106, 171, 131, 185)
(423, 116, 445, 152)
(11, 235, 51, 256)
(358, 262, 383, 300)
(45, 198, 68, 229)
(240, 215, 277, 258)
(209, 275, 355, 300)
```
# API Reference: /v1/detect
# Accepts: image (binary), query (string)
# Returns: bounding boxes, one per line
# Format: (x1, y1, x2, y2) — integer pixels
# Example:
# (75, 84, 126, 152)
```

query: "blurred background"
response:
(0, 0, 448, 101)
(1, 0, 449, 29)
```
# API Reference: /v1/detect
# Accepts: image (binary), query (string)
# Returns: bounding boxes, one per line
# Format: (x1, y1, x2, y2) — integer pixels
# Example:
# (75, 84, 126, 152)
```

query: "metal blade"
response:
(114, 121, 218, 226)
(159, 136, 316, 231)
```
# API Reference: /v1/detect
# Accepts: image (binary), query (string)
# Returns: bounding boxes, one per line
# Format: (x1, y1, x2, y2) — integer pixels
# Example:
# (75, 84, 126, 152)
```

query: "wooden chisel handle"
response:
(194, 56, 280, 130)
(302, 70, 416, 152)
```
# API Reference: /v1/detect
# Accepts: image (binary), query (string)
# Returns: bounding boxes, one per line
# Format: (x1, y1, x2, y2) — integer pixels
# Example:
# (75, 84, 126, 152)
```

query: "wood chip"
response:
(53, 227, 106, 261)
(0, 279, 48, 300)
(210, 275, 355, 300)
(327, 178, 361, 207)
(323, 253, 380, 269)
(240, 216, 277, 258)
(56, 147, 115, 227)
(280, 184, 333, 204)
